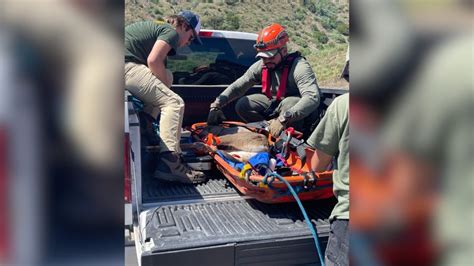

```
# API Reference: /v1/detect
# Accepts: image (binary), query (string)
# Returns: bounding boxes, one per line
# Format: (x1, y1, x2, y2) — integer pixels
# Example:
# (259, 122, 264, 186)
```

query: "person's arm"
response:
(286, 59, 320, 122)
(147, 40, 172, 87)
(311, 149, 333, 172)
(214, 61, 261, 107)
(307, 96, 341, 172)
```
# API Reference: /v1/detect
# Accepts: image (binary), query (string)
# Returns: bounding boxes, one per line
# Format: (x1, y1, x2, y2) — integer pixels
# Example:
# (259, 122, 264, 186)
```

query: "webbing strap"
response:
(261, 52, 300, 101)
(205, 133, 221, 146)
(276, 66, 290, 101)
(262, 67, 272, 99)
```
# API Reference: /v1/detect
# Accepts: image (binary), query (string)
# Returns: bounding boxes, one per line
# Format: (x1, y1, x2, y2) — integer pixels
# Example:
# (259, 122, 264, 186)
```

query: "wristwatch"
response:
(278, 111, 292, 124)
(210, 101, 221, 110)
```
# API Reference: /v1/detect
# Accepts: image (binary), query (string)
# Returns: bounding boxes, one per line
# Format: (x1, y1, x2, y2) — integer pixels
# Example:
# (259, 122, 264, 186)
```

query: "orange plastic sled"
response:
(190, 121, 334, 203)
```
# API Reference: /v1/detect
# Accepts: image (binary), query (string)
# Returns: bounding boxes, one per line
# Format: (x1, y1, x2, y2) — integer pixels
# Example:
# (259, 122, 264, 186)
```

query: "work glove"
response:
(268, 118, 285, 137)
(207, 102, 226, 126)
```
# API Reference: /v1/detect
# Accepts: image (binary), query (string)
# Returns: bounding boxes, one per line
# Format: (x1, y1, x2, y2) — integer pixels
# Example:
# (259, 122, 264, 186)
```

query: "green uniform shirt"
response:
(125, 21, 179, 65)
(217, 56, 321, 122)
(307, 93, 349, 220)
(383, 36, 473, 265)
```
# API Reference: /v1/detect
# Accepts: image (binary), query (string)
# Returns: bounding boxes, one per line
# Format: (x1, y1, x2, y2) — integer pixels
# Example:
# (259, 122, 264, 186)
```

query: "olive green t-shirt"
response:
(307, 93, 349, 220)
(382, 36, 473, 265)
(125, 21, 179, 65)
(216, 57, 321, 122)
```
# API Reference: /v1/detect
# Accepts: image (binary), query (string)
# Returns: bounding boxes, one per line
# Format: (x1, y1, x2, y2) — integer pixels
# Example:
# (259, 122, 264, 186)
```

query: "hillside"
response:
(125, 0, 349, 88)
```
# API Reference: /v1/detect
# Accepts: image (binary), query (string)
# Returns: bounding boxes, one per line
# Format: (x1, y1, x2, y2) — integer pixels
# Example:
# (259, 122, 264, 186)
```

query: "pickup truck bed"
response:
(127, 30, 347, 265)
(131, 86, 341, 265)
(137, 172, 336, 266)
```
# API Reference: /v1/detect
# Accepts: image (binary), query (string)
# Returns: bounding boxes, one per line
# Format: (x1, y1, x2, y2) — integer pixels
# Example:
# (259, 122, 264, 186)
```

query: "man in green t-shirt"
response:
(207, 23, 321, 138)
(307, 93, 349, 265)
(381, 35, 473, 266)
(125, 11, 206, 184)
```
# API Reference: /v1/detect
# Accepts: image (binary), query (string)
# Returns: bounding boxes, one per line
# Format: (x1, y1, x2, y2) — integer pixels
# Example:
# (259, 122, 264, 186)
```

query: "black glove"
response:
(207, 102, 226, 126)
(262, 99, 280, 119)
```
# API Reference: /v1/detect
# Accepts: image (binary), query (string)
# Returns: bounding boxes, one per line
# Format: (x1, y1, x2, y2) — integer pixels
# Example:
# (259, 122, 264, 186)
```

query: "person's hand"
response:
(207, 102, 226, 126)
(268, 118, 285, 137)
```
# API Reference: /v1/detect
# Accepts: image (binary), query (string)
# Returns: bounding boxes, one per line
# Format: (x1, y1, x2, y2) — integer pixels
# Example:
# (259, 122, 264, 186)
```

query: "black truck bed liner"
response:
(139, 174, 335, 266)
(143, 174, 239, 203)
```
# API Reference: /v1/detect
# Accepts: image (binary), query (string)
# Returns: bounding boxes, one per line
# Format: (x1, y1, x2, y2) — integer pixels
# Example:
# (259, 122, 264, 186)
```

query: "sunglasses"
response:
(261, 54, 278, 60)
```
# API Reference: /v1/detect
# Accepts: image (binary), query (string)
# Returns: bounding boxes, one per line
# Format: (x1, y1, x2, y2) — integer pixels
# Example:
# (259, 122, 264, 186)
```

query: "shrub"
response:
(294, 11, 305, 21)
(333, 34, 346, 44)
(225, 0, 239, 5)
(205, 16, 224, 29)
(307, 2, 317, 14)
(223, 13, 240, 30)
(336, 21, 349, 36)
(300, 41, 309, 48)
(293, 36, 306, 47)
(314, 31, 328, 44)
(311, 24, 320, 33)
(321, 17, 336, 31)
(315, 0, 337, 19)
(153, 8, 162, 15)
(299, 47, 310, 56)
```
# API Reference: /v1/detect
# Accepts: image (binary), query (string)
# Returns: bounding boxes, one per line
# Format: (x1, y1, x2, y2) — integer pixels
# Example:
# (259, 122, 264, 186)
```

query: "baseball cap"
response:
(178, 10, 202, 45)
(256, 49, 279, 58)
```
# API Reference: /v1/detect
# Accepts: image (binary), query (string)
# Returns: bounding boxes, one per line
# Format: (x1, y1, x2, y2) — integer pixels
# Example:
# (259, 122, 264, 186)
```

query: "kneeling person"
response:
(207, 23, 321, 138)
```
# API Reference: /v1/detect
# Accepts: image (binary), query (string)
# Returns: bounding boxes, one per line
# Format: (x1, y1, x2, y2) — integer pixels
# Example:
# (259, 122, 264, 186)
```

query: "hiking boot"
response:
(154, 152, 207, 184)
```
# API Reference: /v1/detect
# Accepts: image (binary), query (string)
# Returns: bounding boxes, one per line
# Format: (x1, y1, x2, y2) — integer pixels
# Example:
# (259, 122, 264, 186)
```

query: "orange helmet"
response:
(254, 23, 289, 58)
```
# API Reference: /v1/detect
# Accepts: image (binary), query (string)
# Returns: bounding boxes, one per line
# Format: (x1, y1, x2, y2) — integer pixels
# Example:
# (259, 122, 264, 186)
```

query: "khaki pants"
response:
(125, 62, 183, 153)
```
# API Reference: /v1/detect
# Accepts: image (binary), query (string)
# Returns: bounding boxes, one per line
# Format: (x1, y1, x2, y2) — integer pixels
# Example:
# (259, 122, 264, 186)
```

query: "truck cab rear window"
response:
(168, 37, 258, 85)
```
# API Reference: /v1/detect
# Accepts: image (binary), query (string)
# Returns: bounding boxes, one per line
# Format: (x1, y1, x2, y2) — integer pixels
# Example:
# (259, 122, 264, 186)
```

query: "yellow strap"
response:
(239, 164, 252, 179)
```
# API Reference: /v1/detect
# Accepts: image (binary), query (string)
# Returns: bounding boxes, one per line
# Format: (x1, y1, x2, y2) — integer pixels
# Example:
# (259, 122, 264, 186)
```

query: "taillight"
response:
(124, 133, 132, 203)
(0, 128, 9, 262)
(198, 31, 213, 37)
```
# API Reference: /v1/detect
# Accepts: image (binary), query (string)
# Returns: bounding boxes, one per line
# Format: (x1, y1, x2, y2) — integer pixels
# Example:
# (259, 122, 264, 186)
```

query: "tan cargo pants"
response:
(125, 62, 183, 153)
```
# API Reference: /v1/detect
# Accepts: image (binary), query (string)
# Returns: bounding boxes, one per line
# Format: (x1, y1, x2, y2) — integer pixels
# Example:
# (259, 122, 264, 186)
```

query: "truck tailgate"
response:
(138, 176, 335, 266)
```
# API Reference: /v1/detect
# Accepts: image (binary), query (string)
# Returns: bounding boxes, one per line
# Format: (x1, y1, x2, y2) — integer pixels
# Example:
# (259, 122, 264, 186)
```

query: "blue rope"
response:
(263, 172, 325, 266)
